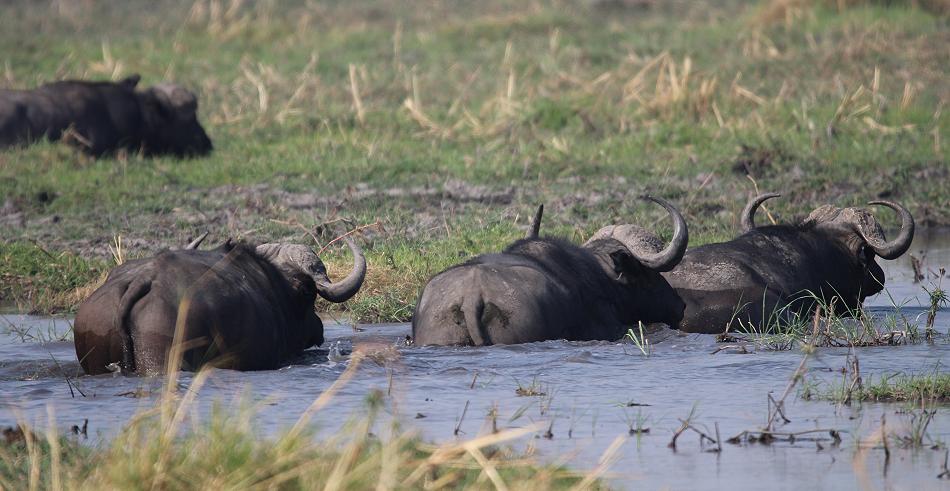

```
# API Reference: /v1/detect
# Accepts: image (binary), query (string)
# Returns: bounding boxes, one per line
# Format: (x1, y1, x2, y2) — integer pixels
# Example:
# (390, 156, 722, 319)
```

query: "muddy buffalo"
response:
(74, 236, 365, 374)
(662, 194, 915, 334)
(0, 74, 212, 157)
(412, 196, 688, 346)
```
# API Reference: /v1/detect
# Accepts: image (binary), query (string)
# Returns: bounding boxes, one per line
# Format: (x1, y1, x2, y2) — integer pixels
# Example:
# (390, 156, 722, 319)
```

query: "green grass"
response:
(0, 243, 106, 314)
(802, 369, 950, 403)
(1, 0, 947, 321)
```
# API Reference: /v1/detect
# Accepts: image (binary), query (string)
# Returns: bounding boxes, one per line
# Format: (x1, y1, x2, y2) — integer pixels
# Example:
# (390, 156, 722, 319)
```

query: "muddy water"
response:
(2, 230, 950, 490)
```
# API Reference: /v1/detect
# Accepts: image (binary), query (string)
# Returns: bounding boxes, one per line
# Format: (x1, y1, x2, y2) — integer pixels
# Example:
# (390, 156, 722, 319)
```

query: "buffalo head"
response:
(745, 194, 914, 309)
(140, 82, 213, 157)
(255, 238, 367, 303)
(584, 196, 689, 324)
(805, 201, 914, 302)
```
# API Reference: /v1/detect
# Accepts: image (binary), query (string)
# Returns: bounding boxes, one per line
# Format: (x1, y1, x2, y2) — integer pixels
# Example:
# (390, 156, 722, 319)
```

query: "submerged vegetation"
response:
(0, 0, 947, 321)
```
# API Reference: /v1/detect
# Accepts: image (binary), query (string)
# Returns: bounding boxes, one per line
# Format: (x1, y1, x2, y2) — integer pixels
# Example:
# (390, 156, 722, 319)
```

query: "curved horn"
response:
(861, 201, 915, 260)
(184, 232, 209, 250)
(525, 204, 544, 239)
(630, 195, 689, 272)
(741, 193, 781, 233)
(315, 237, 367, 303)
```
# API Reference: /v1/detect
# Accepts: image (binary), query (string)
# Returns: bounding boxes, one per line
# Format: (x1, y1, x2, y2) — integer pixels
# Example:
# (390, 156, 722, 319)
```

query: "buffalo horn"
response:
(630, 196, 689, 272)
(740, 193, 781, 232)
(860, 201, 915, 260)
(184, 232, 209, 250)
(525, 204, 544, 239)
(313, 237, 367, 303)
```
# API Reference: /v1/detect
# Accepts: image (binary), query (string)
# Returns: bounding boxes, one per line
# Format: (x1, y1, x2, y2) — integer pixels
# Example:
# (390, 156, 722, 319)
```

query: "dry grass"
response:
(757, 0, 950, 25)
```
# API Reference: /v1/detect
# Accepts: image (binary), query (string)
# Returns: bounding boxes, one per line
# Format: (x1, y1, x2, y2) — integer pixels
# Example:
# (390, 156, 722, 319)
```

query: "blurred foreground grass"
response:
(0, 355, 600, 490)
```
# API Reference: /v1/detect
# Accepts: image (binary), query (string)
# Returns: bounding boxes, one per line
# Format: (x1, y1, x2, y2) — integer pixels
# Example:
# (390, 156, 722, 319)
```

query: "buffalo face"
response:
(805, 201, 914, 311)
(255, 239, 367, 348)
(141, 84, 213, 157)
(585, 196, 689, 326)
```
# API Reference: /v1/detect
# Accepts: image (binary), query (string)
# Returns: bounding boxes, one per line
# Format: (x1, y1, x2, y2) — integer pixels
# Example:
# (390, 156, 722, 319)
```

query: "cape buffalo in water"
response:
(662, 194, 915, 334)
(412, 196, 688, 346)
(74, 236, 365, 374)
(0, 74, 212, 157)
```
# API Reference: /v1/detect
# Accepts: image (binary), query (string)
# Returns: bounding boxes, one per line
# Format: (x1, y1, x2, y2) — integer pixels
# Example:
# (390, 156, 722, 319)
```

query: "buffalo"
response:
(0, 74, 212, 157)
(74, 235, 366, 374)
(412, 196, 688, 346)
(662, 194, 915, 334)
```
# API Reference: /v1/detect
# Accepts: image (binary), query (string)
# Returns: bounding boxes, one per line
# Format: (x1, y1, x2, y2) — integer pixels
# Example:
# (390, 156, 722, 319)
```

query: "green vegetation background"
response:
(1, 0, 947, 321)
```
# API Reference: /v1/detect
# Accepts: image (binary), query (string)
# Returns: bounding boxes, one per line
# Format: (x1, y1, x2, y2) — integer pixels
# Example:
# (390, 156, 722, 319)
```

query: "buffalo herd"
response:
(70, 194, 914, 374)
(3, 77, 917, 373)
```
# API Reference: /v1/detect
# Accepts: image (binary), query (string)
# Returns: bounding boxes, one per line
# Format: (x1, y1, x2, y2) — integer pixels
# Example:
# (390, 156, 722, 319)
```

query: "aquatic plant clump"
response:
(720, 286, 946, 350)
(806, 370, 950, 404)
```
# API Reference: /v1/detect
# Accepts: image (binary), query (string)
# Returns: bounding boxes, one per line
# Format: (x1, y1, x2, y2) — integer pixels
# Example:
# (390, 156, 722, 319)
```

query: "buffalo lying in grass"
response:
(662, 194, 915, 334)
(0, 74, 212, 157)
(74, 236, 365, 374)
(412, 197, 688, 346)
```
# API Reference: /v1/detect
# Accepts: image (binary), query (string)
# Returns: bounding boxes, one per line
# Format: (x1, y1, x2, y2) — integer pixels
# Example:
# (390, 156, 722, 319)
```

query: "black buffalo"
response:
(0, 74, 212, 157)
(412, 196, 688, 345)
(74, 236, 365, 374)
(662, 194, 915, 334)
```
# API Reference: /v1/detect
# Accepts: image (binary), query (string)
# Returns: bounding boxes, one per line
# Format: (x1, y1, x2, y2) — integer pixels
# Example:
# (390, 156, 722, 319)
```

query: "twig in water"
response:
(938, 448, 949, 480)
(454, 400, 469, 436)
(679, 418, 718, 447)
(470, 371, 478, 389)
(727, 428, 843, 445)
(842, 352, 862, 406)
(49, 353, 85, 398)
(488, 404, 499, 434)
(668, 420, 687, 450)
(880, 413, 890, 477)
(768, 393, 790, 425)
(70, 419, 88, 438)
(714, 422, 722, 453)
(765, 352, 808, 431)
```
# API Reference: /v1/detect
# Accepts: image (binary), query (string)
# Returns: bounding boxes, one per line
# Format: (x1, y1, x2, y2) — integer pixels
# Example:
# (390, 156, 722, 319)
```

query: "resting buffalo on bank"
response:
(74, 236, 365, 374)
(412, 197, 688, 346)
(662, 194, 915, 334)
(0, 74, 212, 157)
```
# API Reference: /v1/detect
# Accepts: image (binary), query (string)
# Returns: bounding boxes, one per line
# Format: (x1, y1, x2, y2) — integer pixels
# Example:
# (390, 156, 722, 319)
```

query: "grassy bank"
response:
(0, 356, 599, 490)
(1, 0, 948, 320)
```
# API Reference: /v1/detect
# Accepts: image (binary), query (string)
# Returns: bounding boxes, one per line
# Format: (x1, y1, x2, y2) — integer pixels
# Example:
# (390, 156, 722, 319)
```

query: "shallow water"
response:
(2, 230, 949, 490)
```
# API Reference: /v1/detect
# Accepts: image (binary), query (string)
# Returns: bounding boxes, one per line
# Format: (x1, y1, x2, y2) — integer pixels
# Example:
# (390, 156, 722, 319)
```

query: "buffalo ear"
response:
(120, 74, 141, 89)
(608, 249, 631, 277)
